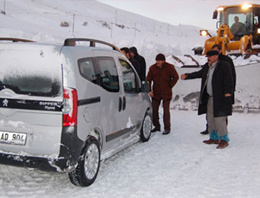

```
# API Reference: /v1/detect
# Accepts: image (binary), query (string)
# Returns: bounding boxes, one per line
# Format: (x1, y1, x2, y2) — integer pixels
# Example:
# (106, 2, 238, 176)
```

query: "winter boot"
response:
(162, 130, 171, 135)
(217, 134, 230, 149)
(151, 127, 161, 133)
(203, 130, 220, 144)
(200, 129, 209, 135)
(151, 127, 160, 133)
(200, 124, 209, 135)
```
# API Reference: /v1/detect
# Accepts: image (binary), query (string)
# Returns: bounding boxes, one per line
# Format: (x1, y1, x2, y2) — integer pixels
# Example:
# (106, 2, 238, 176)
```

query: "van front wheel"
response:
(69, 138, 101, 187)
(140, 113, 152, 142)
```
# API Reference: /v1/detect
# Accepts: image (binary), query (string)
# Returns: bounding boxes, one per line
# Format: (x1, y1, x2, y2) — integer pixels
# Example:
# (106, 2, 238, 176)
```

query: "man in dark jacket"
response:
(200, 44, 236, 135)
(129, 47, 146, 82)
(212, 44, 236, 100)
(120, 47, 141, 78)
(181, 50, 234, 149)
(146, 53, 179, 135)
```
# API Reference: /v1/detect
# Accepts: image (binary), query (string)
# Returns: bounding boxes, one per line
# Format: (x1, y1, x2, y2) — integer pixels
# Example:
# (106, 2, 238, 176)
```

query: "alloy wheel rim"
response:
(143, 115, 152, 138)
(84, 143, 99, 180)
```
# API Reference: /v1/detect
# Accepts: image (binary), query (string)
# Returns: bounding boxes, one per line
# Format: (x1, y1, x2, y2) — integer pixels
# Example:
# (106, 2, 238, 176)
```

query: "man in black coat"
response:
(129, 47, 146, 82)
(212, 44, 236, 103)
(181, 50, 234, 149)
(200, 44, 236, 135)
(120, 47, 141, 79)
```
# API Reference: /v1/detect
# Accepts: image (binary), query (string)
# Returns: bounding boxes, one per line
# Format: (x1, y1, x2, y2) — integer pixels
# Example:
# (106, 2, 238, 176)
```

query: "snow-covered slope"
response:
(0, 0, 259, 108)
(0, 0, 205, 66)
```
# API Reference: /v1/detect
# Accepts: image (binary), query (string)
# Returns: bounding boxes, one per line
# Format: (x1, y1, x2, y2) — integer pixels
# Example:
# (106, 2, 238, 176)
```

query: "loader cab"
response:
(214, 4, 260, 42)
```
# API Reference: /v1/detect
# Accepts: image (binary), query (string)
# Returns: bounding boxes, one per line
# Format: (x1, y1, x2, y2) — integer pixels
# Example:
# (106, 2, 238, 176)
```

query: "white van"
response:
(0, 38, 152, 187)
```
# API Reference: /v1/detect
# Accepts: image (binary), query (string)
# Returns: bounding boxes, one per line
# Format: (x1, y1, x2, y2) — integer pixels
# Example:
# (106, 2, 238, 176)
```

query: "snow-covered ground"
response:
(0, 110, 259, 198)
(0, 0, 260, 197)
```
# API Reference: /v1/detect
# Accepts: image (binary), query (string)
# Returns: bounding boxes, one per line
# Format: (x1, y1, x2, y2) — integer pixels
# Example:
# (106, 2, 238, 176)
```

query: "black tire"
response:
(140, 113, 152, 142)
(69, 138, 101, 187)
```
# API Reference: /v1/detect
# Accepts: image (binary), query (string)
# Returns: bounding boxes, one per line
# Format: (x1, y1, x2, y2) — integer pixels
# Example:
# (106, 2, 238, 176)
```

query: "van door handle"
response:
(122, 96, 126, 111)
(119, 97, 122, 112)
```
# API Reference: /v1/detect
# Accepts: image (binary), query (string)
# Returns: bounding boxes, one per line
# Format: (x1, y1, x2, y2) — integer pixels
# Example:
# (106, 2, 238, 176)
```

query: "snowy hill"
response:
(0, 0, 205, 66)
(1, 0, 259, 110)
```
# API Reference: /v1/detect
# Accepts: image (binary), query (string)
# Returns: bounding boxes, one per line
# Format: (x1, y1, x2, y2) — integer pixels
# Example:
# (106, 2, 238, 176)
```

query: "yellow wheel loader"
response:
(199, 3, 260, 56)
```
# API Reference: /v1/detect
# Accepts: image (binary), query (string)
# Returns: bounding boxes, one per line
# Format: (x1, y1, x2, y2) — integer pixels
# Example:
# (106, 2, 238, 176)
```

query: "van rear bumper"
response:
(0, 126, 85, 172)
(0, 153, 58, 171)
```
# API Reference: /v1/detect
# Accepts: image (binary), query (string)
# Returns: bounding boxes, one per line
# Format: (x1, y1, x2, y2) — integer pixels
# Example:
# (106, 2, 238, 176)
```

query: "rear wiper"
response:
(0, 82, 6, 90)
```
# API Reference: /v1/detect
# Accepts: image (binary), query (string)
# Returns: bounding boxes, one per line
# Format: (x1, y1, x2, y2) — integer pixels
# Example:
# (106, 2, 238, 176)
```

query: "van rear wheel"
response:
(69, 138, 101, 187)
(140, 113, 152, 142)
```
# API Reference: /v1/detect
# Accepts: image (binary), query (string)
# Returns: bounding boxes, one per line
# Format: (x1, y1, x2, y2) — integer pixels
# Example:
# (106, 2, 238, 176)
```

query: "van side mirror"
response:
(213, 10, 218, 19)
(140, 81, 149, 92)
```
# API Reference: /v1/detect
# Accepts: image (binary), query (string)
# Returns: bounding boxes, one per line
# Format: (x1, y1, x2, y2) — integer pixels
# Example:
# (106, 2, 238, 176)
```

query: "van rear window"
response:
(0, 45, 63, 97)
(0, 75, 61, 97)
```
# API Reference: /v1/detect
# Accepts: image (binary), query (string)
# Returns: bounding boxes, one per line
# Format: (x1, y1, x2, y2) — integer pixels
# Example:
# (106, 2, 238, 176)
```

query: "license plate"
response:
(0, 131, 27, 145)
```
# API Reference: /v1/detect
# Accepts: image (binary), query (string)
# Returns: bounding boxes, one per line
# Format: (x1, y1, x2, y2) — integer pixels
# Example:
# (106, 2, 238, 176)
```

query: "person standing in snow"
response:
(181, 50, 234, 149)
(129, 47, 146, 82)
(146, 53, 179, 135)
(200, 44, 236, 135)
(120, 47, 141, 79)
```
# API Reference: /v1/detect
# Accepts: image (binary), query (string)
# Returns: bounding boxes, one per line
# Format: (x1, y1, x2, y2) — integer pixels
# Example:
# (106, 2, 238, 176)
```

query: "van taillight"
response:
(63, 88, 78, 126)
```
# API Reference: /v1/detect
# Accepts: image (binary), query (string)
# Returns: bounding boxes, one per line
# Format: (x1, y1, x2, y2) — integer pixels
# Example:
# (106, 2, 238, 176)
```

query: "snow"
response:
(0, 44, 62, 79)
(0, 111, 260, 198)
(0, 0, 205, 67)
(0, 0, 260, 197)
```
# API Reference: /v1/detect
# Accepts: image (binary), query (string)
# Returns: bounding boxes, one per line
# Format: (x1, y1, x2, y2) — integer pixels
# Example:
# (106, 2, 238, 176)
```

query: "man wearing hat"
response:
(200, 44, 236, 135)
(181, 50, 234, 149)
(146, 53, 179, 135)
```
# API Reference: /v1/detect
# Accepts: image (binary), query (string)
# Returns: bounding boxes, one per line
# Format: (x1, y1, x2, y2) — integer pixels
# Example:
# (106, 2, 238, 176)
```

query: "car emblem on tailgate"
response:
(3, 99, 8, 107)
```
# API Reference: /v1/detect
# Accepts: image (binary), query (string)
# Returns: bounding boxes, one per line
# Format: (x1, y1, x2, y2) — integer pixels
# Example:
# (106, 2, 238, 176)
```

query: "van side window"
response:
(119, 59, 137, 93)
(96, 57, 119, 92)
(78, 58, 97, 84)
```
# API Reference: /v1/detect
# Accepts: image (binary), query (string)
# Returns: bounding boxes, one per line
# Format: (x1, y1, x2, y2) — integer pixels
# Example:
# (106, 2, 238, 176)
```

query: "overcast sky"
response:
(97, 0, 260, 30)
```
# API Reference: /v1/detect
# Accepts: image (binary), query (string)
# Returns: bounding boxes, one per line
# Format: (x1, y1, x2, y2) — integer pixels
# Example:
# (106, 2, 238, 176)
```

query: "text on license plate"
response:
(0, 131, 27, 145)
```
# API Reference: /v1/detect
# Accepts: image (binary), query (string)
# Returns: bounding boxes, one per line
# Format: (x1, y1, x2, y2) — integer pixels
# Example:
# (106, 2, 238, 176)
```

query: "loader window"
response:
(254, 8, 260, 28)
(254, 16, 259, 26)
(221, 7, 254, 38)
(229, 15, 247, 35)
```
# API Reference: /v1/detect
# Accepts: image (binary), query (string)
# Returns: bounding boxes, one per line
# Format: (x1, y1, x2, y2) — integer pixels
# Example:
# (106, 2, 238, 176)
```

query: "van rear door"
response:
(0, 43, 63, 158)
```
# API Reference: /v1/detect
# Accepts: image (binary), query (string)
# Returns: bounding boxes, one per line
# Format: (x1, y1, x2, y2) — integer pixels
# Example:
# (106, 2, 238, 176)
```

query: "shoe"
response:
(203, 139, 220, 144)
(162, 130, 170, 135)
(151, 127, 160, 133)
(200, 129, 209, 135)
(217, 140, 229, 149)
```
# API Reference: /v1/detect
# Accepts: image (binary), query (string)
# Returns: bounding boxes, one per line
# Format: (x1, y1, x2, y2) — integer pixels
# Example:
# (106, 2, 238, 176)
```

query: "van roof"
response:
(0, 37, 122, 53)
